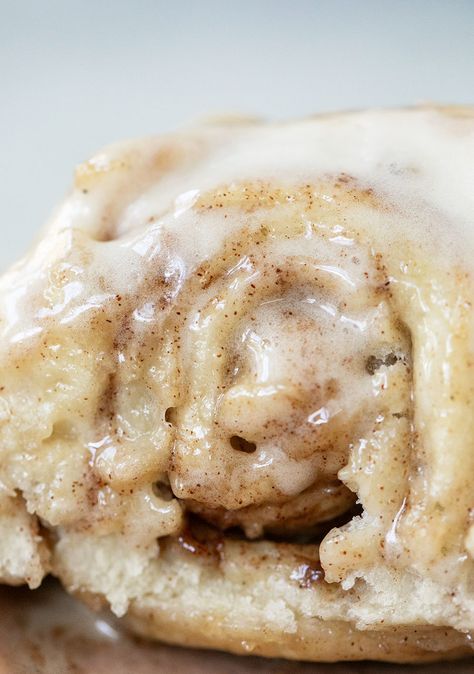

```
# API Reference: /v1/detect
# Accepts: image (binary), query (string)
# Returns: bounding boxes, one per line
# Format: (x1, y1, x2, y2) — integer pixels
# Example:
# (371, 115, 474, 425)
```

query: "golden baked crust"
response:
(0, 106, 473, 662)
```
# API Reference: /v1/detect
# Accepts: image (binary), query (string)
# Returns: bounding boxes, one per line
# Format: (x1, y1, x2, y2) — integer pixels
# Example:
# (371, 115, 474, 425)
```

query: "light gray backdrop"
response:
(1, 0, 473, 270)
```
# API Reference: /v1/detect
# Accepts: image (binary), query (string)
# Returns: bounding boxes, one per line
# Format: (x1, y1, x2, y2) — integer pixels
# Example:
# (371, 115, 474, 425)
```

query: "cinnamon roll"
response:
(0, 106, 473, 662)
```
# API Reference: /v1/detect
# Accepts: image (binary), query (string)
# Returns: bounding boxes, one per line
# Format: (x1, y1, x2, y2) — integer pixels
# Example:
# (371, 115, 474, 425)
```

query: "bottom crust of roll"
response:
(53, 532, 473, 663)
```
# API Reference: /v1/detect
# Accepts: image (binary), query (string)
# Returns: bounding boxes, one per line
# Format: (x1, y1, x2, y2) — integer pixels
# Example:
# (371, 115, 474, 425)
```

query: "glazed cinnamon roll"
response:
(0, 107, 473, 662)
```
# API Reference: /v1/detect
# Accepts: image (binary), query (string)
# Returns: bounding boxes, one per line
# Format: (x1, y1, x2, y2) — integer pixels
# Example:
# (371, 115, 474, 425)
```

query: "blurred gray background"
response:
(1, 0, 473, 270)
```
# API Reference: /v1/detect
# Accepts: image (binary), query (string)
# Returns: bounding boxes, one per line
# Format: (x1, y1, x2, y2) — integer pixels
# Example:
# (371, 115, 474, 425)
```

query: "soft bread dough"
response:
(0, 107, 473, 662)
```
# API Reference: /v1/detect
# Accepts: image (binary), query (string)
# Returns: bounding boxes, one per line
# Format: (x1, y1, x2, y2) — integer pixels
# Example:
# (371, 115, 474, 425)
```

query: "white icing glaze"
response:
(3, 107, 474, 344)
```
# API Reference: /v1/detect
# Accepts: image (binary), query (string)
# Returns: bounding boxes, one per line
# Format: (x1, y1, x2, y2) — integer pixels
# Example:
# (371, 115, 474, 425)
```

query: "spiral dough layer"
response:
(0, 107, 473, 662)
